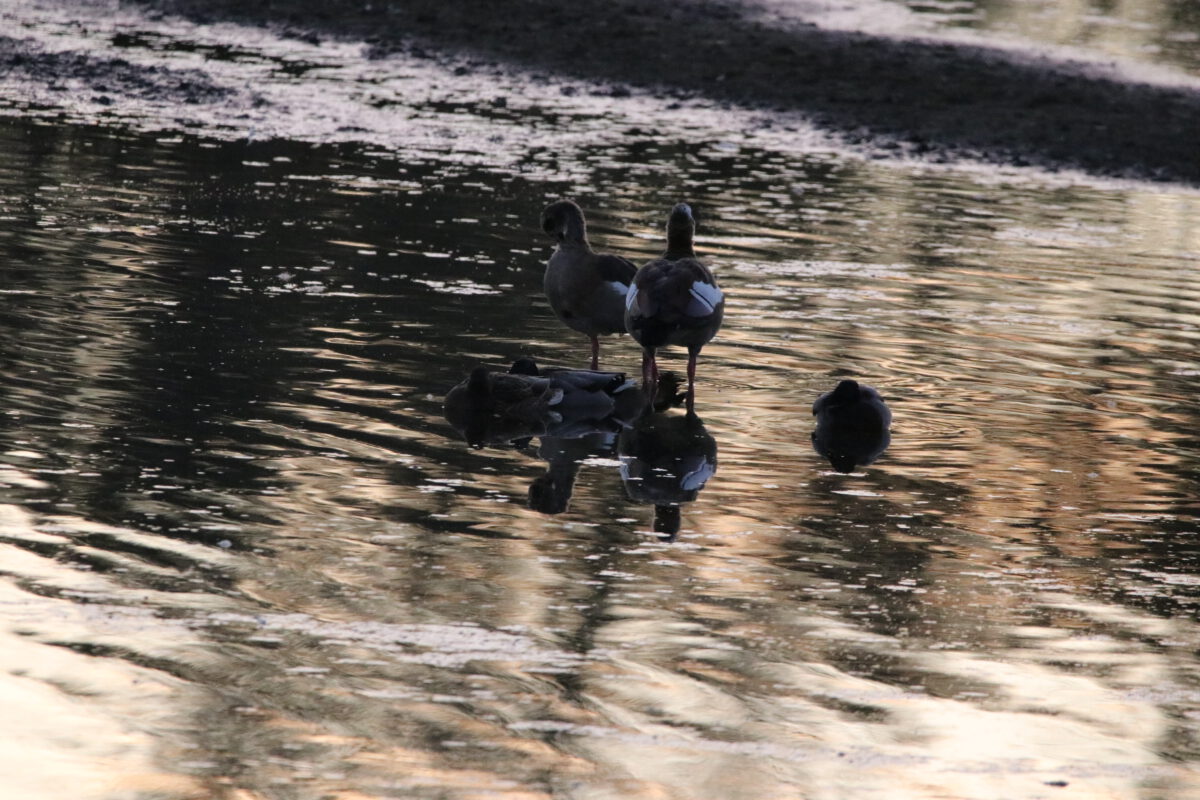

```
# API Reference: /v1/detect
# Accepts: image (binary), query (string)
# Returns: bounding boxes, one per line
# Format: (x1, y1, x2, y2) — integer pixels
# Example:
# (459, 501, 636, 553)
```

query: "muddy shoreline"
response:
(115, 0, 1200, 185)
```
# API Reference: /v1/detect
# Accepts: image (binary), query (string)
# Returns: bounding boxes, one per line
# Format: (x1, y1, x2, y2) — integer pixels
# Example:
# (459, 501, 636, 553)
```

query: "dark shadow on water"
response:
(526, 431, 617, 515)
(133, 0, 1200, 183)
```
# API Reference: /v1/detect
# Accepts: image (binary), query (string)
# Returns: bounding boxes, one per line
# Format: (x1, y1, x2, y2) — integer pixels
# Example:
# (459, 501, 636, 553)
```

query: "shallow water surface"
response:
(903, 0, 1200, 76)
(2, 112, 1200, 800)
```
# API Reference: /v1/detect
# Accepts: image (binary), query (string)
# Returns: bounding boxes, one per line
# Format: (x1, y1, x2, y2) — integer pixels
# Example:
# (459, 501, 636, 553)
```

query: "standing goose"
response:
(541, 200, 638, 370)
(624, 203, 724, 411)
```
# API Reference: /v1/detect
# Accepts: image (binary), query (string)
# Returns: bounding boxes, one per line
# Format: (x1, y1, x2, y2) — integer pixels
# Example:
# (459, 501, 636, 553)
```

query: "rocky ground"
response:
(129, 0, 1200, 184)
(3, 0, 1198, 184)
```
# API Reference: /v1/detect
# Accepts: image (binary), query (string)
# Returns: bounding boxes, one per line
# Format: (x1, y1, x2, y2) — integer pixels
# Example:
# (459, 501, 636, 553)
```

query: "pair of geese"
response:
(542, 199, 723, 411)
(446, 200, 720, 439)
(452, 199, 891, 472)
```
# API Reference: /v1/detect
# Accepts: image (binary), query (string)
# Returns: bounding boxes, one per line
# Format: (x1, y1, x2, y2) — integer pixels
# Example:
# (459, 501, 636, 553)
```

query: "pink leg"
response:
(590, 336, 600, 370)
(642, 349, 657, 398)
(686, 350, 698, 414)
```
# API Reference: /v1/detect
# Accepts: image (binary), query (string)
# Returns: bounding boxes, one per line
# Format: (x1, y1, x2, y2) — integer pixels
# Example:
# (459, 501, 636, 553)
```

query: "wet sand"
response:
(115, 0, 1200, 184)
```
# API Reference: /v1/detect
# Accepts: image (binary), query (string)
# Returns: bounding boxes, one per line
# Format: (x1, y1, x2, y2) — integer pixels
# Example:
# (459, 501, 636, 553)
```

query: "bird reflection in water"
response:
(444, 358, 652, 513)
(811, 379, 892, 473)
(618, 408, 717, 541)
(443, 360, 700, 518)
(526, 430, 616, 514)
(527, 368, 694, 515)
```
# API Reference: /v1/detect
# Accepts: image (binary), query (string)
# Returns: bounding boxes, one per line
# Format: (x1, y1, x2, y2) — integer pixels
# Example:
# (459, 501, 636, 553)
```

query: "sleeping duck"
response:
(443, 366, 561, 447)
(811, 379, 892, 473)
(443, 360, 639, 447)
(507, 357, 641, 427)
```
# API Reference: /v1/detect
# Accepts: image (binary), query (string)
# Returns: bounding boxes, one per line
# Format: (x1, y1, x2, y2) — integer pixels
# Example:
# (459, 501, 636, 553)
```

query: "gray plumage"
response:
(624, 203, 724, 411)
(541, 200, 637, 368)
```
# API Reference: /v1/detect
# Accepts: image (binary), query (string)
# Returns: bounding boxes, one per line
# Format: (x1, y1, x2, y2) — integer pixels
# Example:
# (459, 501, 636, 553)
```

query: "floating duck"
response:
(811, 379, 892, 473)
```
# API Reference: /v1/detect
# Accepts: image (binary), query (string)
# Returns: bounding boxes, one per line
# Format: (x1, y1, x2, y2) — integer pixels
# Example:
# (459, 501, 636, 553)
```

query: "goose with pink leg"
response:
(541, 199, 638, 370)
(624, 203, 724, 413)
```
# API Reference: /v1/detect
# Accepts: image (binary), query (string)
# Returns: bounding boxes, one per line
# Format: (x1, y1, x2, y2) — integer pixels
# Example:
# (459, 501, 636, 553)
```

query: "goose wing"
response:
(628, 258, 723, 324)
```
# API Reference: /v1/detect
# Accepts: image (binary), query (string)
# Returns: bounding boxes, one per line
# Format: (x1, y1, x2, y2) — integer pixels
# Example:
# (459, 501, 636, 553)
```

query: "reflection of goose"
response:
(528, 431, 617, 514)
(811, 379, 892, 473)
(443, 360, 639, 448)
(541, 200, 638, 369)
(624, 203, 724, 412)
(513, 360, 690, 515)
(618, 410, 717, 540)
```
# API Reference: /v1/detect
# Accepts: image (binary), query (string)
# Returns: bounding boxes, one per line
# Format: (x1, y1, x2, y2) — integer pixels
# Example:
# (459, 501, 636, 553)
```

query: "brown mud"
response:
(119, 0, 1200, 184)
(1, 33, 238, 106)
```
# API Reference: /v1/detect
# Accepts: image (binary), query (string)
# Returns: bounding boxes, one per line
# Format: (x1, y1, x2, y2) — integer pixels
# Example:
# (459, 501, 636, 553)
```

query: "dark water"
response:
(3, 115, 1200, 798)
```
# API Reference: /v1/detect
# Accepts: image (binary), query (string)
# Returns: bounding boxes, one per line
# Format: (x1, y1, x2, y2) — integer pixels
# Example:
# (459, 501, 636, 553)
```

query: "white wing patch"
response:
(625, 284, 639, 310)
(687, 281, 723, 315)
(605, 280, 630, 300)
(680, 458, 716, 491)
(618, 456, 635, 481)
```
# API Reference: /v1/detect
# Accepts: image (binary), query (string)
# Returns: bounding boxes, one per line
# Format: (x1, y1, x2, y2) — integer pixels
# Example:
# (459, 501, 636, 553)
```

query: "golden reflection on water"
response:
(971, 0, 1200, 76)
(2, 119, 1200, 799)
